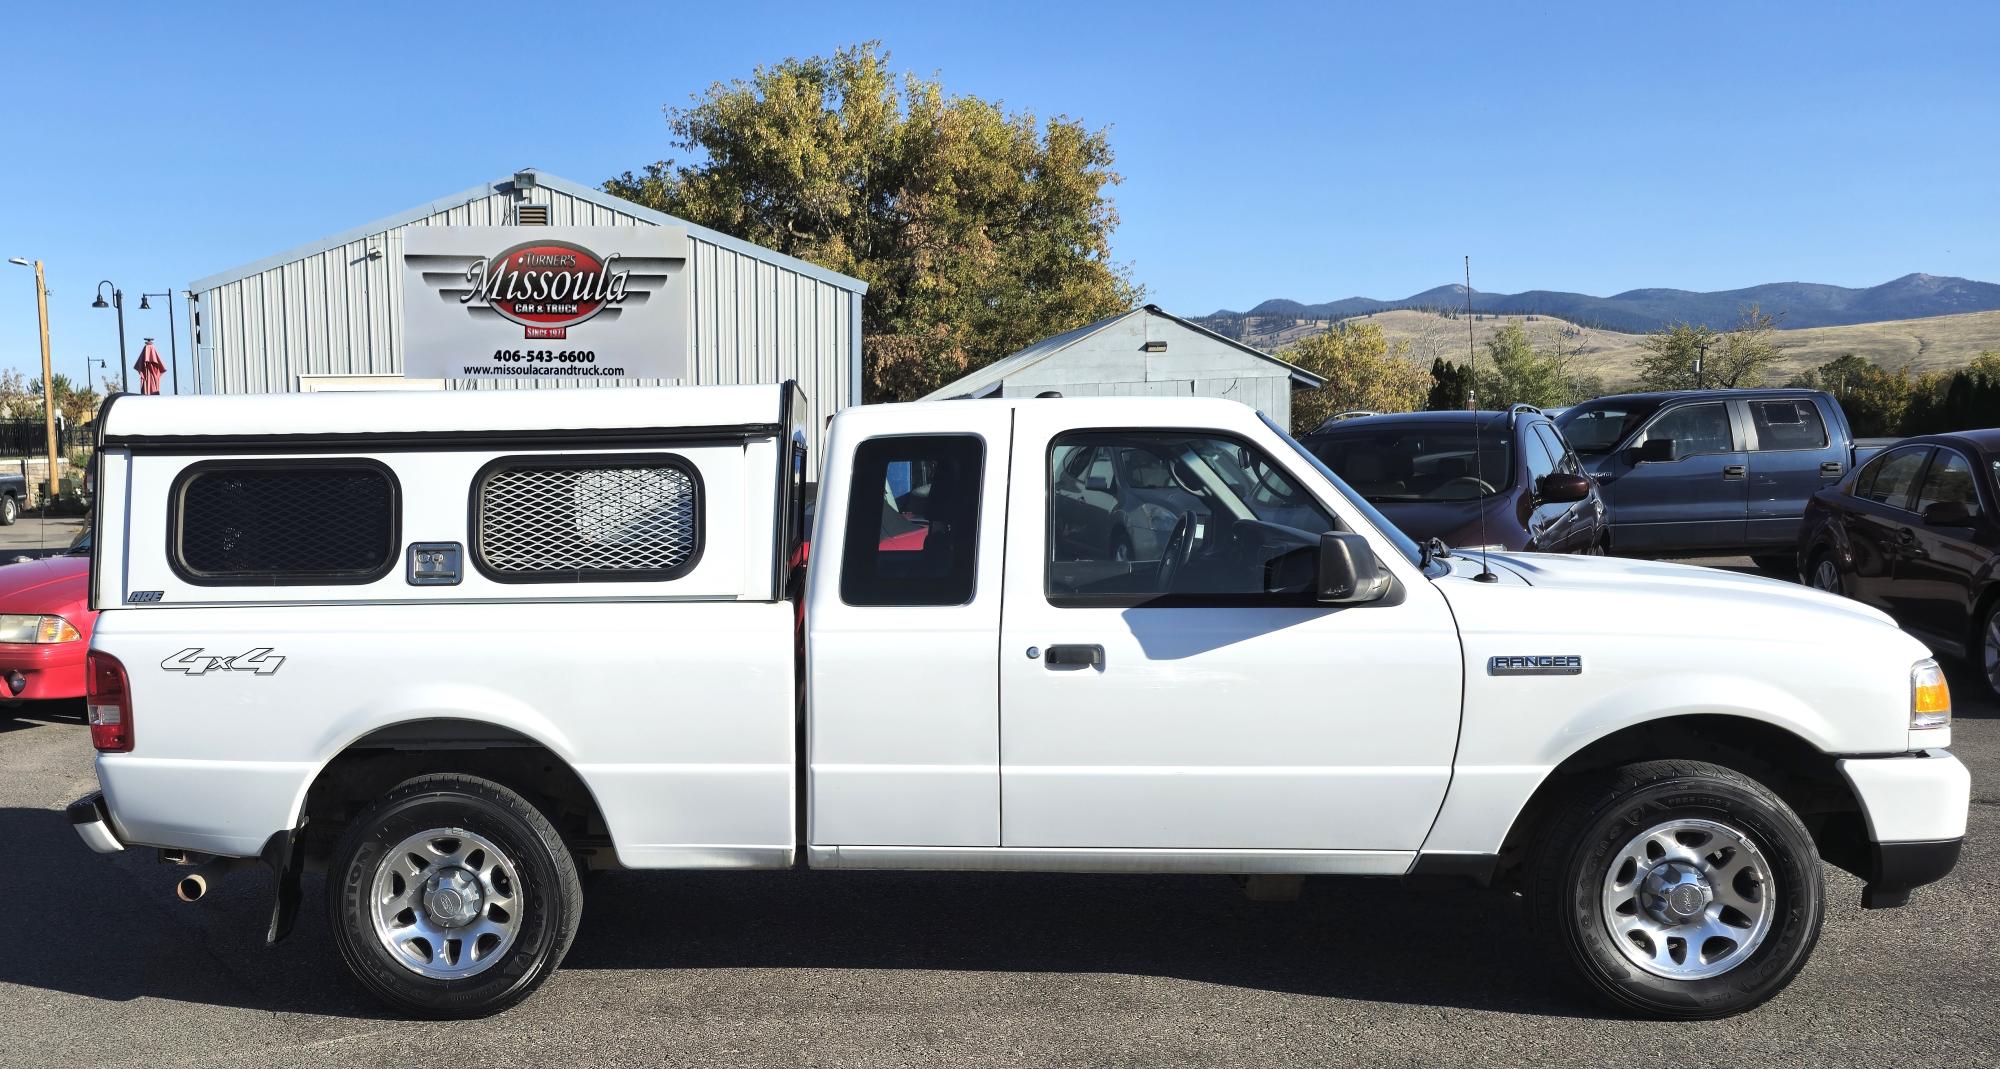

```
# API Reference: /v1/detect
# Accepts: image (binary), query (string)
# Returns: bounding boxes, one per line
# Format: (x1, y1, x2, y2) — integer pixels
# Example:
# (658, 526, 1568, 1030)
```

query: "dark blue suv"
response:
(1300, 406, 1605, 553)
(1554, 388, 1872, 566)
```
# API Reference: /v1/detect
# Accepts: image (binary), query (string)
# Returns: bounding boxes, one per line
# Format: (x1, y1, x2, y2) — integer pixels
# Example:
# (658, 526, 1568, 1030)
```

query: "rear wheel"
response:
(1528, 760, 1823, 1018)
(328, 773, 581, 1017)
(0, 494, 19, 526)
(1808, 549, 1844, 596)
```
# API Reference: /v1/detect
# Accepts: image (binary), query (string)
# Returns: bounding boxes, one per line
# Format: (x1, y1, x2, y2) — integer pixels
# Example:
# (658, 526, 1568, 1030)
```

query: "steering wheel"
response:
(1440, 476, 1497, 497)
(1156, 510, 1202, 593)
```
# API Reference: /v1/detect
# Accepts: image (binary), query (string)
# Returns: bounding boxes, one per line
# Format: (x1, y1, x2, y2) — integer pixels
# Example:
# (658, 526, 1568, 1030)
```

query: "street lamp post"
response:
(9, 258, 63, 511)
(138, 291, 180, 395)
(92, 281, 130, 394)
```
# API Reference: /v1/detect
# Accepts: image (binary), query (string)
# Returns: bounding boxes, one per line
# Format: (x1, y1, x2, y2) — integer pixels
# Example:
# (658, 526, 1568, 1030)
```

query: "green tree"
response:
(1638, 306, 1785, 391)
(1637, 322, 1721, 391)
(1282, 323, 1429, 434)
(1473, 322, 1566, 408)
(605, 42, 1139, 401)
(1426, 357, 1470, 411)
(1788, 354, 1913, 437)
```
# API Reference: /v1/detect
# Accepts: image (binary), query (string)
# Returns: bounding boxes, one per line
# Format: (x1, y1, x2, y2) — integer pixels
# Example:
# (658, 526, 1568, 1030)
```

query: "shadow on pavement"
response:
(0, 799, 1600, 1020)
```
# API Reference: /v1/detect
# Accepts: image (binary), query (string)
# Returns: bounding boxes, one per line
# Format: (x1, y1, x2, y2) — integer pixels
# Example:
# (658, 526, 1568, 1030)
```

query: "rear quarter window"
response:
(171, 460, 399, 585)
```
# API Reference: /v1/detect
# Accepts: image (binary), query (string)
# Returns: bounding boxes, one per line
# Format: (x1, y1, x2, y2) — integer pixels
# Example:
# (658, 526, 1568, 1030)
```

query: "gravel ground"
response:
(1, 556, 1993, 1068)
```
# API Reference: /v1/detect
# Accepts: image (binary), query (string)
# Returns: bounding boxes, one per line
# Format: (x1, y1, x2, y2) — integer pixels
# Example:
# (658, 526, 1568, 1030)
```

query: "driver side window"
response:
(1046, 430, 1334, 606)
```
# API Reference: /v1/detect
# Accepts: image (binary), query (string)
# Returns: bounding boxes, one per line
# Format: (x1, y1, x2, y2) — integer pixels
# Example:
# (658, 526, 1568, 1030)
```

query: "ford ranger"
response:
(68, 383, 1968, 1020)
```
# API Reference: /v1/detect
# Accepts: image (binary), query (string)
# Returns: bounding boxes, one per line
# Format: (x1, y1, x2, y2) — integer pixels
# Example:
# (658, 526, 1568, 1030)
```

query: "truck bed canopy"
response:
(98, 382, 796, 449)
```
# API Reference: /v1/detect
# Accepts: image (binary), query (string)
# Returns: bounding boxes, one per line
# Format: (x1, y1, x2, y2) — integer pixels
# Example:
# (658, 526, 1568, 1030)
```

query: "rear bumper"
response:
(1839, 748, 1970, 908)
(0, 640, 86, 702)
(66, 791, 125, 853)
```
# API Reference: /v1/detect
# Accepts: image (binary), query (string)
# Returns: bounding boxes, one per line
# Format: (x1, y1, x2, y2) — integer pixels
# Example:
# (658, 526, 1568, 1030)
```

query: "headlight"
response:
(0, 614, 81, 644)
(1911, 658, 1952, 731)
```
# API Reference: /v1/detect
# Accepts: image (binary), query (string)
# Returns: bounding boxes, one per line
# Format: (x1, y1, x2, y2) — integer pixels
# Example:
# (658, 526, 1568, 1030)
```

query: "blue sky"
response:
(2, 1, 1995, 385)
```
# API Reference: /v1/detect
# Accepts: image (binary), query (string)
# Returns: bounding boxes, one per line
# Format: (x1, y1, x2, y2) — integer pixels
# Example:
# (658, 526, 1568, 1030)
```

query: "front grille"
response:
(176, 464, 396, 582)
(476, 458, 701, 581)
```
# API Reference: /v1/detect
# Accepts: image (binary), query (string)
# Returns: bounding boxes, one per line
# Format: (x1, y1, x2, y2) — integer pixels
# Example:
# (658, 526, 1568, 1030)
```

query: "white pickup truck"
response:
(69, 382, 1967, 1019)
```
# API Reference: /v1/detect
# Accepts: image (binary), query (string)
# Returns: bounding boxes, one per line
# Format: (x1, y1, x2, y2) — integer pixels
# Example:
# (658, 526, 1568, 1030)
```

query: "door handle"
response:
(1042, 644, 1104, 670)
(1722, 464, 1746, 479)
(1820, 461, 1844, 476)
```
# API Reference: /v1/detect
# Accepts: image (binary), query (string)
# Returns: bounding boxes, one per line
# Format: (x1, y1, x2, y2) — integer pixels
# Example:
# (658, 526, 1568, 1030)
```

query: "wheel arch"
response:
(294, 717, 615, 872)
(1491, 712, 1867, 885)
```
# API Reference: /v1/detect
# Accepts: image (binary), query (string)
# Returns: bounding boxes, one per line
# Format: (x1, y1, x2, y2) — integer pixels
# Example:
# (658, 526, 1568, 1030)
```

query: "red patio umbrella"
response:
(135, 338, 166, 395)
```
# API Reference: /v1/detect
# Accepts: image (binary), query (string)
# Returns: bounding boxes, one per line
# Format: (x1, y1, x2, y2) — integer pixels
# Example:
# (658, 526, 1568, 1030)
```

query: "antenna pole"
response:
(1466, 256, 1497, 582)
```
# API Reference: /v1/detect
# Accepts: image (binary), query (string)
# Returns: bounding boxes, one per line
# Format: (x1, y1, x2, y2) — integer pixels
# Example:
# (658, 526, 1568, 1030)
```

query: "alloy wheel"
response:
(1601, 818, 1775, 980)
(370, 827, 523, 980)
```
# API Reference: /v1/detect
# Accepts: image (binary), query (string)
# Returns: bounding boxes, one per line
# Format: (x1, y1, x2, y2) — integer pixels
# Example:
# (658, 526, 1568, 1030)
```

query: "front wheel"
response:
(1528, 760, 1823, 1018)
(0, 494, 19, 526)
(328, 774, 581, 1017)
(1808, 549, 1845, 596)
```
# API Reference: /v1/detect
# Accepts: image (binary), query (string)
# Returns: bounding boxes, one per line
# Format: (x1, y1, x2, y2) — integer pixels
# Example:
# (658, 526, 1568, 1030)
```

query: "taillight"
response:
(86, 650, 132, 753)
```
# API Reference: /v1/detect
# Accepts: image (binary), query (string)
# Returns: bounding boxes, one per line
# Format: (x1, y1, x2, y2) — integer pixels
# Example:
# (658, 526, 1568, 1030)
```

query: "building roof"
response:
(188, 169, 868, 296)
(100, 382, 790, 445)
(918, 305, 1324, 401)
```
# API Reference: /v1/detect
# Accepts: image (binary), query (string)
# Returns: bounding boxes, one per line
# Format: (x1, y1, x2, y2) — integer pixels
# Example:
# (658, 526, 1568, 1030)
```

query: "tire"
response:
(1807, 548, 1844, 597)
(328, 773, 581, 1018)
(0, 494, 19, 526)
(1527, 759, 1823, 1019)
(1750, 554, 1793, 576)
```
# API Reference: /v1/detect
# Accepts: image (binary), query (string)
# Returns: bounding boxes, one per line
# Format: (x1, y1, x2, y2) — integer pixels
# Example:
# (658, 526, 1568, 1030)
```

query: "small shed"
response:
(920, 305, 1322, 427)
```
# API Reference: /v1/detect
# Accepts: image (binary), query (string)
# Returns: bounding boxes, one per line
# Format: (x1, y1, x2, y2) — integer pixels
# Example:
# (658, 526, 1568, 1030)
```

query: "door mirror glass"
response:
(1635, 438, 1676, 464)
(1922, 499, 1975, 527)
(1539, 472, 1592, 504)
(1316, 531, 1392, 604)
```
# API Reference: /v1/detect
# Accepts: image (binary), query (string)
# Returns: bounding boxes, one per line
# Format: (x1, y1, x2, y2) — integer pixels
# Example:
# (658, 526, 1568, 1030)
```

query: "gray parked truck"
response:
(1555, 389, 1881, 567)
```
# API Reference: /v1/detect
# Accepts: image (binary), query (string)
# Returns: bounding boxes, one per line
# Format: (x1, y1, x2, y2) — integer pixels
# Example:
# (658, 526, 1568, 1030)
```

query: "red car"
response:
(0, 528, 94, 715)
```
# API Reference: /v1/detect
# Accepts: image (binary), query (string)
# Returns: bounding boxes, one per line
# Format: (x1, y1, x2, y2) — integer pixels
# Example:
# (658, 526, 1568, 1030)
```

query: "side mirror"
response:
(1084, 473, 1111, 492)
(1635, 438, 1676, 464)
(1922, 500, 1976, 526)
(1538, 472, 1592, 504)
(1315, 531, 1393, 604)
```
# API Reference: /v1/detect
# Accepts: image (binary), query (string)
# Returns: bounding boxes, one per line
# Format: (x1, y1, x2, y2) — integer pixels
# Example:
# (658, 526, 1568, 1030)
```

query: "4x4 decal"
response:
(160, 647, 286, 676)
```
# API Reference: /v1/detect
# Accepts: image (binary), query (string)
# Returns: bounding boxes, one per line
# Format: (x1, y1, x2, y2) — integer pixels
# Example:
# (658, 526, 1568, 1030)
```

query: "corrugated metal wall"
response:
(189, 179, 858, 452)
(997, 316, 1297, 427)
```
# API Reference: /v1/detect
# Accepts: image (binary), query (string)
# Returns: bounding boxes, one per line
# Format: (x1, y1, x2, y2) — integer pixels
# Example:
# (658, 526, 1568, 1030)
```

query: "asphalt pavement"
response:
(1, 556, 1994, 1068)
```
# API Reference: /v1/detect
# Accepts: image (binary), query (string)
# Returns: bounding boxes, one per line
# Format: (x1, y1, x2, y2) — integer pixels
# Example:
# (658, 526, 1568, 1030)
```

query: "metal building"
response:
(920, 305, 1322, 427)
(185, 168, 867, 447)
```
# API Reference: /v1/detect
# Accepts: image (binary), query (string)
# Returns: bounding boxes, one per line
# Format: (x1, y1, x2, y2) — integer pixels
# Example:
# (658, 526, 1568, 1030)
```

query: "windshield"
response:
(1556, 400, 1661, 456)
(67, 526, 91, 555)
(1259, 413, 1424, 569)
(1301, 423, 1513, 502)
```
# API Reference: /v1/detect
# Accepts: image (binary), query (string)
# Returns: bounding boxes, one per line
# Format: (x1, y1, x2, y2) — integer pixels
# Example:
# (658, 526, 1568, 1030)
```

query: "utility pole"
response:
(8, 258, 60, 509)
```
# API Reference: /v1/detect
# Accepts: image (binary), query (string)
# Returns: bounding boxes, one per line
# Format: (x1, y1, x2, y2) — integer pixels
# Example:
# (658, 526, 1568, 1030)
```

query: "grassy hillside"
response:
(1239, 308, 2000, 389)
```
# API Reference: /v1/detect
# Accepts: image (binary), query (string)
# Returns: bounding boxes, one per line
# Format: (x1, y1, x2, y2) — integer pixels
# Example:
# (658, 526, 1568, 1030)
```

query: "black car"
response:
(1298, 406, 1605, 553)
(1799, 429, 2000, 697)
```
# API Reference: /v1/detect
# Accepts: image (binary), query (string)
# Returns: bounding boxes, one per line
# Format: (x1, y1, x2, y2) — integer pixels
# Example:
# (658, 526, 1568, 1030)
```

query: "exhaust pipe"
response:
(175, 858, 232, 903)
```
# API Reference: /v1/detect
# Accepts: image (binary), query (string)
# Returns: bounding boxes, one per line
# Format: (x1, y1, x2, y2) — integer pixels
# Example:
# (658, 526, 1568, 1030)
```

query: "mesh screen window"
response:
(475, 456, 703, 582)
(173, 462, 399, 584)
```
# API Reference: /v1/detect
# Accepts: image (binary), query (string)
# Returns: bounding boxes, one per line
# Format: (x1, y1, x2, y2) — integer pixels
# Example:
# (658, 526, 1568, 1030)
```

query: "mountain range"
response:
(1204, 274, 2000, 333)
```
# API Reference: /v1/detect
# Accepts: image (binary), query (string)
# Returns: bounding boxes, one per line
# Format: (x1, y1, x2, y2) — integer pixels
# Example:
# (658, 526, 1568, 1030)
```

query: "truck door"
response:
(805, 409, 1012, 848)
(995, 407, 1463, 862)
(1603, 400, 1748, 553)
(1743, 397, 1839, 549)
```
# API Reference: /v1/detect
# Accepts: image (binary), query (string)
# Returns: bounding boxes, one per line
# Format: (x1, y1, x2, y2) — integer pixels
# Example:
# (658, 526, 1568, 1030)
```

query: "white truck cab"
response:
(70, 382, 1968, 1019)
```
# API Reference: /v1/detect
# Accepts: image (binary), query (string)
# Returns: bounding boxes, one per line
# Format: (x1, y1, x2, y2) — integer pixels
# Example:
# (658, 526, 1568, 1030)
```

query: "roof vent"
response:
(1142, 340, 1168, 353)
(515, 203, 551, 226)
